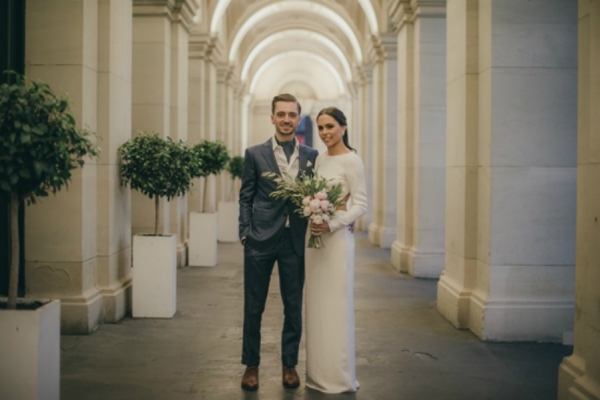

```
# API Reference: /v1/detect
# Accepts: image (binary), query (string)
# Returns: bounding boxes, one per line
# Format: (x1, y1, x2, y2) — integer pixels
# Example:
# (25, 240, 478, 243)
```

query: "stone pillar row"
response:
(388, 0, 447, 278)
(437, 0, 577, 342)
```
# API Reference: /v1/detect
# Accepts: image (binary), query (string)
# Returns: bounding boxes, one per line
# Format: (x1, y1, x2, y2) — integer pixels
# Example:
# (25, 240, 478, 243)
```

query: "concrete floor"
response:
(61, 233, 572, 400)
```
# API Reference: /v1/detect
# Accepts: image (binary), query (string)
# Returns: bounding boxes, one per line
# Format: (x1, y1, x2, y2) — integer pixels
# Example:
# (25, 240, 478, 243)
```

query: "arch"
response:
(210, 0, 231, 34)
(240, 29, 353, 82)
(227, 1, 364, 63)
(248, 50, 345, 96)
(210, 0, 379, 37)
(356, 0, 379, 35)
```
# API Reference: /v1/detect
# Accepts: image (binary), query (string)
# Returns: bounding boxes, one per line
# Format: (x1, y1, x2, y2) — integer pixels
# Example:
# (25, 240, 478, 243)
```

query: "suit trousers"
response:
(242, 228, 304, 367)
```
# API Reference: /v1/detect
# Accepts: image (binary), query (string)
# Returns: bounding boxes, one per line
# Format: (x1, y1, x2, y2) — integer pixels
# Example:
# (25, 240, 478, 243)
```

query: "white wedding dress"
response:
(304, 151, 367, 394)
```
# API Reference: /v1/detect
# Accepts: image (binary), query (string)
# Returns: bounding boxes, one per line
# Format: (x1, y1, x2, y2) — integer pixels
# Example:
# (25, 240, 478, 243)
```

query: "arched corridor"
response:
(60, 234, 569, 399)
(1, 0, 599, 399)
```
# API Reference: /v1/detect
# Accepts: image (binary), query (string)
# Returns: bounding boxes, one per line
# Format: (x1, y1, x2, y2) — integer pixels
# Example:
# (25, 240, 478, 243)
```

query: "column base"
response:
(470, 295, 574, 342)
(559, 354, 585, 400)
(367, 223, 395, 249)
(391, 240, 409, 273)
(569, 376, 600, 400)
(392, 242, 445, 278)
(437, 273, 471, 329)
(100, 278, 132, 323)
(559, 353, 600, 400)
(59, 289, 104, 334)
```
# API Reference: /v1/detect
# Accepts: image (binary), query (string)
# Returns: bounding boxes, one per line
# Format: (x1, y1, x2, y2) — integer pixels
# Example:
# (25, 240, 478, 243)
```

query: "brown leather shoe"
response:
(241, 366, 259, 391)
(282, 366, 300, 388)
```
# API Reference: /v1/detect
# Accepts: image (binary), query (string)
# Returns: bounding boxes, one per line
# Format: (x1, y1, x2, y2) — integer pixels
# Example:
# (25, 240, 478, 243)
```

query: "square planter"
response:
(0, 298, 61, 400)
(189, 212, 218, 267)
(132, 234, 177, 318)
(217, 201, 239, 243)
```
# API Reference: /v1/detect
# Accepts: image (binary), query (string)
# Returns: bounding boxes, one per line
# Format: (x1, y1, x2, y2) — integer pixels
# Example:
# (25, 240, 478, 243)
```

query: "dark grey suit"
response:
(239, 138, 318, 367)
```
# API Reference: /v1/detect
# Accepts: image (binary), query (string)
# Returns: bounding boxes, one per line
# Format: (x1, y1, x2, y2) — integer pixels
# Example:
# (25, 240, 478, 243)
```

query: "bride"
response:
(304, 107, 367, 393)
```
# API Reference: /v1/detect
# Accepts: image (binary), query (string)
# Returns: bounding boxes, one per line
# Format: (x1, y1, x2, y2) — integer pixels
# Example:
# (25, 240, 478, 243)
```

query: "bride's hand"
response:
(310, 221, 330, 236)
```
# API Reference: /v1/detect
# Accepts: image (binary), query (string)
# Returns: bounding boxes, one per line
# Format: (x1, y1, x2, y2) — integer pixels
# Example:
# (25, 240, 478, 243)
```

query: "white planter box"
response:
(132, 234, 177, 318)
(0, 299, 60, 400)
(218, 201, 239, 243)
(189, 212, 218, 267)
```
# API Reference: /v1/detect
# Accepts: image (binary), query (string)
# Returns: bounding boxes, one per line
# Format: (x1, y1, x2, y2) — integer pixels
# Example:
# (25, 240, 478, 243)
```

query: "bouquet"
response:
(262, 170, 344, 249)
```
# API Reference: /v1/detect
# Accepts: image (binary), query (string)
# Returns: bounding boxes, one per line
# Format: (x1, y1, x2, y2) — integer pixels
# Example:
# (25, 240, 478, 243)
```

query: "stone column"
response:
(96, 0, 133, 322)
(168, 4, 197, 267)
(438, 0, 577, 341)
(188, 34, 222, 213)
(390, 0, 447, 278)
(355, 72, 370, 231)
(216, 64, 232, 203)
(558, 1, 600, 399)
(24, 0, 102, 333)
(360, 65, 375, 231)
(131, 2, 172, 239)
(367, 34, 398, 249)
(132, 0, 198, 267)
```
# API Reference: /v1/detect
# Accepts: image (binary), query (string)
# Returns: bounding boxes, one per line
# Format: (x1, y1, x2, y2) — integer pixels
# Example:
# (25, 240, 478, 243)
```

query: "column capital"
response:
(387, 0, 413, 33)
(216, 63, 238, 86)
(410, 0, 446, 18)
(189, 34, 223, 62)
(370, 34, 398, 63)
(356, 64, 373, 85)
(133, 0, 200, 32)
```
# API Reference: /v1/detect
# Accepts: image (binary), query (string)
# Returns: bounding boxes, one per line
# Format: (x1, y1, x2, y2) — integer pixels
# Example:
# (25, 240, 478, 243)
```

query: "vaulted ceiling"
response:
(196, 0, 388, 101)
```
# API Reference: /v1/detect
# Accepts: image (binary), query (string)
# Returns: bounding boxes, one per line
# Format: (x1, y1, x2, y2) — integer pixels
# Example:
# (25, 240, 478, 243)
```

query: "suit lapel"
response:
(261, 138, 281, 175)
(296, 146, 307, 178)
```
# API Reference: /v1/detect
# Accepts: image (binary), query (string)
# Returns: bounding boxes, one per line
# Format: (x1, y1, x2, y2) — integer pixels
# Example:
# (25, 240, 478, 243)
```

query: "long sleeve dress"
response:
(304, 151, 368, 394)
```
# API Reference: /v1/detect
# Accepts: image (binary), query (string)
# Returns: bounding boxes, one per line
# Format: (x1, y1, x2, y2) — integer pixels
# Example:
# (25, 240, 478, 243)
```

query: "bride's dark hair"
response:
(316, 107, 355, 152)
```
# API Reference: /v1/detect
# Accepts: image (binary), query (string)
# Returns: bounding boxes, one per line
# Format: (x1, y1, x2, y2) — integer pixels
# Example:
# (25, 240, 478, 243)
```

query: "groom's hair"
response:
(272, 93, 302, 115)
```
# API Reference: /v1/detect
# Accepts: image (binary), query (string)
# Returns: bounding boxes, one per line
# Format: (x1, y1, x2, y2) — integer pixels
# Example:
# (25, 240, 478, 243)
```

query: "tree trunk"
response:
(7, 192, 19, 309)
(202, 176, 208, 213)
(154, 196, 159, 236)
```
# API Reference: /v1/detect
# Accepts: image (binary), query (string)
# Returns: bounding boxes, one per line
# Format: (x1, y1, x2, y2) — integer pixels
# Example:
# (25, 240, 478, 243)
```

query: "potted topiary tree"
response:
(0, 71, 99, 400)
(118, 132, 201, 318)
(188, 140, 229, 267)
(218, 155, 244, 242)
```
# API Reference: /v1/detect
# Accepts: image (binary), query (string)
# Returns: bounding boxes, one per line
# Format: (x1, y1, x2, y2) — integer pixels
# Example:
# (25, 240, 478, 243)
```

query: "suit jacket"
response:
(239, 138, 319, 256)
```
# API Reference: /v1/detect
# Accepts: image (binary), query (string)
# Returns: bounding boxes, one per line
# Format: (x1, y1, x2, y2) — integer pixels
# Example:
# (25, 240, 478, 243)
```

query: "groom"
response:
(238, 93, 318, 391)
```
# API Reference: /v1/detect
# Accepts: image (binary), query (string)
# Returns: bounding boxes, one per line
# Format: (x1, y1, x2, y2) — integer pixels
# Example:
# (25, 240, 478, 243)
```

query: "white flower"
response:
(315, 191, 327, 200)
(312, 215, 323, 224)
(320, 200, 329, 211)
(303, 206, 312, 216)
(302, 196, 311, 206)
(309, 199, 321, 212)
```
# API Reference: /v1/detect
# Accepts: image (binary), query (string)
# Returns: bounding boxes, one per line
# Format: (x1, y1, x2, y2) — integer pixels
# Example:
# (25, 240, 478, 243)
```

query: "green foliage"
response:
(226, 156, 244, 181)
(192, 140, 230, 177)
(262, 170, 344, 212)
(118, 132, 201, 201)
(0, 71, 100, 204)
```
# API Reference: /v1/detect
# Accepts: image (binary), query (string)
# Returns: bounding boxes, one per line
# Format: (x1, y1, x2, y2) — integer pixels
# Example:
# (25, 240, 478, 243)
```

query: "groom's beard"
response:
(276, 124, 296, 138)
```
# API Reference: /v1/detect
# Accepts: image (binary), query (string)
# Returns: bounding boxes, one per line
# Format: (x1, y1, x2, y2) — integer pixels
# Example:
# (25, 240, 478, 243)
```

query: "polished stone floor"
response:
(61, 232, 572, 400)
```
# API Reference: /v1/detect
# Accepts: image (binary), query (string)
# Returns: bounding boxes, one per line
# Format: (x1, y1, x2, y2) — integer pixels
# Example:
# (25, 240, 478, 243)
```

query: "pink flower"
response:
(320, 200, 329, 211)
(315, 191, 327, 200)
(309, 199, 321, 212)
(302, 196, 311, 206)
(303, 206, 312, 216)
(312, 215, 323, 224)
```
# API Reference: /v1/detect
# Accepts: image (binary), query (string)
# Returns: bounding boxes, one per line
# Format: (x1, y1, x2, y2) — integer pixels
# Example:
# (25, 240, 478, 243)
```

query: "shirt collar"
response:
(271, 136, 298, 151)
